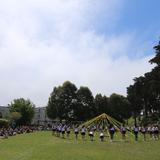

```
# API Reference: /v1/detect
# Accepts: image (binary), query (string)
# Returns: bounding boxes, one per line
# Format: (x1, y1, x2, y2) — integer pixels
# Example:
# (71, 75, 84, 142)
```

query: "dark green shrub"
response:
(0, 119, 9, 128)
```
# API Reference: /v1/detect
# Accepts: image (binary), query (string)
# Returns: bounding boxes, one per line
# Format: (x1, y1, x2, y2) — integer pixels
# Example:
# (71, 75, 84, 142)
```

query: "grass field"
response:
(0, 131, 160, 160)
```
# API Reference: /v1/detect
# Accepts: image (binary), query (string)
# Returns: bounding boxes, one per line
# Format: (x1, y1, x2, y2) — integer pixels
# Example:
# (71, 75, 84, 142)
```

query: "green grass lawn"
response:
(0, 131, 160, 160)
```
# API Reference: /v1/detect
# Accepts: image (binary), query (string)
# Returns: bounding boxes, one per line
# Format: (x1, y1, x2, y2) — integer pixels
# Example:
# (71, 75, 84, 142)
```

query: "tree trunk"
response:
(134, 111, 137, 126)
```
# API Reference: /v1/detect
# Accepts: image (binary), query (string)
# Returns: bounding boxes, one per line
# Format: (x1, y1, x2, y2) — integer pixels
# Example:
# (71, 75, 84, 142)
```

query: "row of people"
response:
(51, 124, 159, 141)
(52, 124, 105, 141)
(132, 125, 159, 141)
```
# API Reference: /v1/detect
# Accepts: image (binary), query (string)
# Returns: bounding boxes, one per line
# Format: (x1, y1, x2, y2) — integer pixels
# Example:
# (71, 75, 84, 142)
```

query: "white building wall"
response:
(0, 106, 9, 118)
(0, 106, 51, 125)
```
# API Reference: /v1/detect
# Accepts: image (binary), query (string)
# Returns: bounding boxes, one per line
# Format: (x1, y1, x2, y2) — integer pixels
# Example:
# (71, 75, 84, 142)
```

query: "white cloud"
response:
(0, 0, 153, 106)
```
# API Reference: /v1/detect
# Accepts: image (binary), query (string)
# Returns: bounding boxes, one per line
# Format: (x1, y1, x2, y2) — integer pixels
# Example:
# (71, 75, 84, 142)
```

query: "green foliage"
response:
(127, 77, 145, 124)
(47, 81, 132, 121)
(47, 81, 96, 121)
(47, 81, 78, 120)
(109, 93, 131, 122)
(141, 112, 160, 126)
(8, 98, 35, 125)
(10, 112, 22, 122)
(0, 112, 2, 118)
(0, 118, 9, 128)
(94, 94, 109, 115)
(76, 86, 95, 120)
(127, 40, 160, 125)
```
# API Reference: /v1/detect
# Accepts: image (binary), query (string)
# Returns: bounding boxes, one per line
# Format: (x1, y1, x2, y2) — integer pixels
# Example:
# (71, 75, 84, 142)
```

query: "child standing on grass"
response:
(147, 125, 152, 139)
(52, 125, 56, 136)
(66, 126, 71, 139)
(99, 131, 104, 142)
(109, 124, 115, 142)
(154, 125, 159, 140)
(89, 129, 94, 141)
(121, 125, 126, 140)
(133, 125, 139, 141)
(74, 126, 79, 140)
(61, 125, 66, 138)
(81, 126, 86, 140)
(141, 126, 146, 141)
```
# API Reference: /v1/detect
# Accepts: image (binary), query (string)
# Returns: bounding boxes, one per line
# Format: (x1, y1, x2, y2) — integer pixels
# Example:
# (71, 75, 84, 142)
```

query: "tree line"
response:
(46, 81, 131, 122)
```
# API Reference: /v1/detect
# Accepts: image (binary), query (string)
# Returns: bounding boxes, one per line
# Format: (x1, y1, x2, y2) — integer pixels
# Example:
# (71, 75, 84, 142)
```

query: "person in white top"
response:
(154, 125, 159, 140)
(66, 126, 71, 139)
(133, 125, 139, 141)
(61, 126, 66, 138)
(147, 126, 152, 139)
(120, 125, 126, 140)
(81, 126, 86, 140)
(151, 126, 155, 139)
(141, 126, 146, 141)
(89, 129, 94, 141)
(52, 125, 56, 136)
(74, 126, 79, 140)
(99, 131, 104, 142)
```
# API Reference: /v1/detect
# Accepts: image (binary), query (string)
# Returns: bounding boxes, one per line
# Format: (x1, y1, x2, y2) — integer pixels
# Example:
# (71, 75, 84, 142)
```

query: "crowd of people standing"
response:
(0, 126, 37, 139)
(51, 123, 159, 142)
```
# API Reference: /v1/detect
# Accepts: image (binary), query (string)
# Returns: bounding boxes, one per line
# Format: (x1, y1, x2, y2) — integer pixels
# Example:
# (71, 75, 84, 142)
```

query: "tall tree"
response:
(60, 81, 78, 120)
(148, 41, 160, 114)
(47, 86, 61, 120)
(9, 98, 35, 125)
(127, 79, 144, 125)
(109, 93, 131, 122)
(75, 86, 95, 121)
(47, 81, 78, 121)
(127, 40, 160, 124)
(94, 94, 109, 115)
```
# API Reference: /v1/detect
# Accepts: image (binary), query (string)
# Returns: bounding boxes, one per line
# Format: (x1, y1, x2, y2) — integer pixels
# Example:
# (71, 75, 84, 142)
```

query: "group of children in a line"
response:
(132, 125, 159, 141)
(52, 123, 159, 142)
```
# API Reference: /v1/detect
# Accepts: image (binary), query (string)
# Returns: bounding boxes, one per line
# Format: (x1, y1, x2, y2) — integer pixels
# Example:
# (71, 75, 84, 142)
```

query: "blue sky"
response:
(120, 0, 160, 48)
(0, 0, 159, 106)
(97, 0, 160, 35)
(121, 0, 160, 32)
(94, 0, 160, 58)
